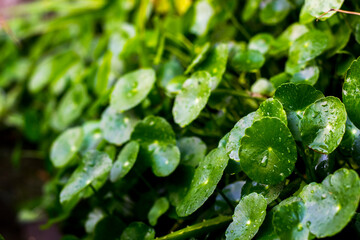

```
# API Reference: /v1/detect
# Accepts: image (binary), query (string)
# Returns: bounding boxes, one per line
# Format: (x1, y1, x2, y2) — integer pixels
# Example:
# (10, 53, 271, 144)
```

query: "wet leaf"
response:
(50, 127, 83, 168)
(231, 49, 265, 72)
(254, 98, 287, 125)
(273, 197, 309, 240)
(226, 112, 256, 162)
(176, 148, 228, 217)
(173, 71, 212, 127)
(300, 0, 345, 23)
(60, 150, 112, 204)
(100, 106, 139, 145)
(225, 192, 267, 240)
(110, 68, 156, 111)
(300, 96, 346, 154)
(343, 57, 360, 129)
(110, 141, 139, 182)
(239, 117, 297, 185)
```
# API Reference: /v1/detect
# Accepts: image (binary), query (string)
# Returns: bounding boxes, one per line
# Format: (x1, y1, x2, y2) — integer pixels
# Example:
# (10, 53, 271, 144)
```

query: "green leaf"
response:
(165, 75, 187, 96)
(185, 42, 211, 74)
(94, 51, 112, 95)
(286, 30, 328, 74)
(131, 116, 180, 177)
(120, 222, 155, 240)
(52, 83, 90, 130)
(299, 169, 360, 238)
(85, 208, 105, 233)
(190, 0, 214, 36)
(173, 71, 212, 127)
(249, 33, 274, 54)
(254, 98, 287, 125)
(251, 79, 275, 96)
(158, 59, 183, 89)
(242, 0, 261, 21)
(242, 180, 284, 204)
(290, 66, 319, 86)
(300, 0, 344, 23)
(177, 136, 207, 167)
(259, 0, 291, 25)
(131, 116, 176, 145)
(110, 141, 139, 182)
(168, 165, 195, 207)
(343, 57, 360, 129)
(176, 147, 228, 217)
(273, 197, 309, 240)
(274, 83, 324, 112)
(226, 112, 256, 162)
(100, 106, 139, 145)
(231, 49, 265, 72)
(300, 96, 347, 154)
(225, 192, 267, 240)
(196, 43, 229, 89)
(156, 216, 232, 240)
(339, 118, 359, 156)
(50, 127, 83, 168)
(60, 150, 112, 204)
(274, 83, 324, 140)
(79, 121, 103, 155)
(28, 55, 55, 93)
(270, 72, 290, 89)
(239, 117, 297, 185)
(148, 197, 170, 226)
(110, 68, 156, 111)
(270, 23, 309, 56)
(319, 168, 360, 236)
(150, 144, 181, 177)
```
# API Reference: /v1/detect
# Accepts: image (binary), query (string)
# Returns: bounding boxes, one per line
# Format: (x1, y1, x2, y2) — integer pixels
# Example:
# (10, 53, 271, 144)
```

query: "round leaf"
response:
(299, 168, 360, 238)
(149, 143, 180, 177)
(185, 42, 211, 74)
(273, 197, 309, 240)
(249, 33, 274, 54)
(239, 117, 297, 185)
(286, 31, 328, 74)
(50, 127, 84, 168)
(225, 192, 267, 240)
(242, 180, 284, 204)
(173, 71, 212, 127)
(110, 68, 156, 111)
(60, 150, 112, 204)
(231, 49, 265, 72)
(176, 148, 229, 217)
(290, 66, 319, 86)
(131, 116, 176, 145)
(274, 83, 324, 112)
(254, 98, 287, 125)
(300, 0, 344, 23)
(259, 0, 291, 25)
(110, 141, 139, 182)
(300, 96, 347, 154)
(100, 106, 139, 145)
(343, 57, 360, 129)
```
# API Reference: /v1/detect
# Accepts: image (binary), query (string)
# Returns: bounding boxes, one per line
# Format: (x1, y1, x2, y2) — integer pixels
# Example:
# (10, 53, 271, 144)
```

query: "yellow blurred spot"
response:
(175, 0, 192, 15)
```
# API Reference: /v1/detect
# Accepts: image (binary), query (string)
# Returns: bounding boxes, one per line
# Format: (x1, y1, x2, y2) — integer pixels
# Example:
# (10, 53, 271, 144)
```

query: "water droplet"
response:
(306, 221, 311, 227)
(279, 137, 282, 142)
(260, 155, 268, 167)
(297, 224, 303, 231)
(321, 194, 327, 199)
(246, 220, 251, 225)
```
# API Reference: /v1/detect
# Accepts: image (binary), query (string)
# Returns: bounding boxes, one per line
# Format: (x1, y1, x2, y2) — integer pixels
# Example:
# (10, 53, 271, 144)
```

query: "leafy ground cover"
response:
(1, 0, 360, 239)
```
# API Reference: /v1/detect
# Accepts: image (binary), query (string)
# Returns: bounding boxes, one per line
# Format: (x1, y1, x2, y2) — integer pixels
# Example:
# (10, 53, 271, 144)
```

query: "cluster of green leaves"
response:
(2, 0, 360, 239)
